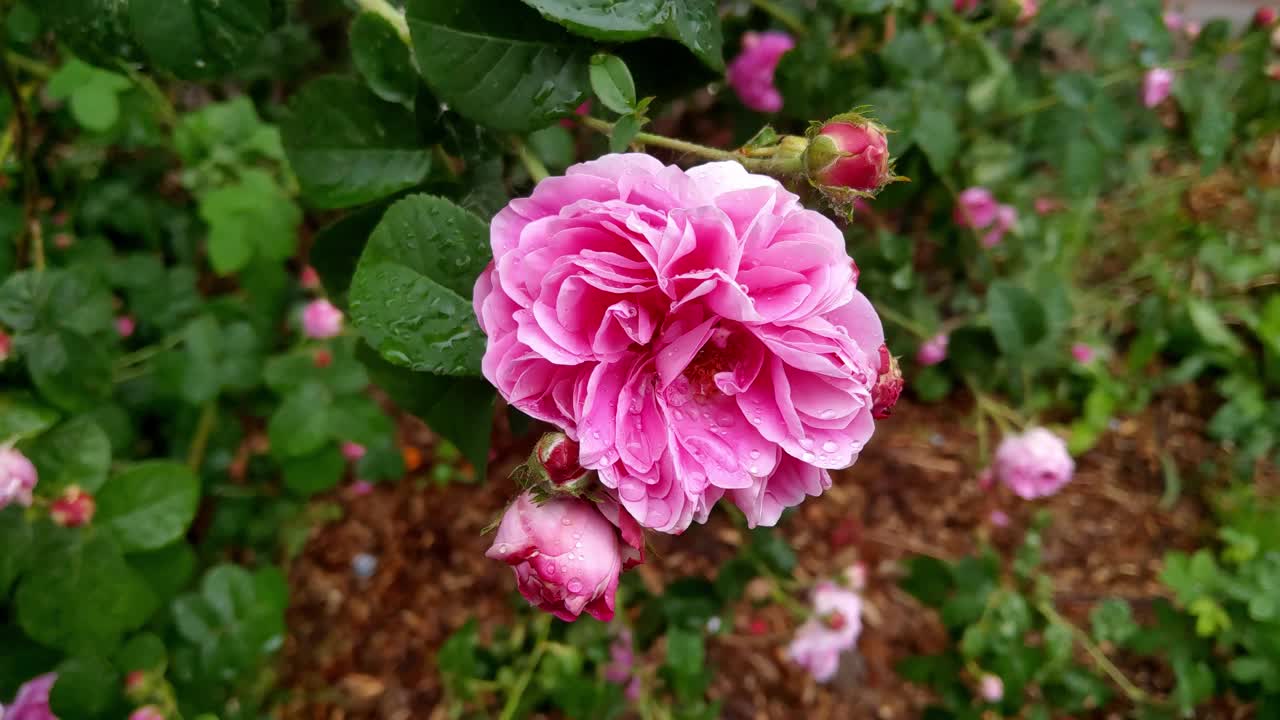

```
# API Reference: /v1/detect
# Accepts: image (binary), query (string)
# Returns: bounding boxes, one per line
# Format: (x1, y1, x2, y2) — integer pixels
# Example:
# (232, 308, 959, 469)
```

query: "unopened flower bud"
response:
(804, 119, 892, 194)
(124, 671, 149, 701)
(1268, 62, 1280, 81)
(130, 705, 166, 720)
(870, 345, 903, 419)
(1256, 6, 1277, 27)
(116, 315, 136, 338)
(299, 265, 321, 289)
(954, 0, 980, 13)
(1142, 68, 1175, 108)
(51, 485, 95, 528)
(979, 673, 1004, 702)
(916, 333, 949, 367)
(341, 442, 366, 462)
(0, 329, 10, 362)
(1016, 0, 1038, 24)
(535, 432, 588, 488)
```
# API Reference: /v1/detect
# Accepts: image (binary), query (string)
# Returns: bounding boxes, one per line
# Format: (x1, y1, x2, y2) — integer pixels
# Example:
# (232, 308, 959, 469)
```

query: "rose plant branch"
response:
(576, 115, 806, 176)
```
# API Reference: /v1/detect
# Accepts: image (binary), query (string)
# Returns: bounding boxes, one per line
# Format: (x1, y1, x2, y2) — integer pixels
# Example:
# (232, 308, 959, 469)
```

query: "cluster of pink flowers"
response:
(477, 154, 891, 620)
(726, 31, 794, 112)
(787, 580, 863, 682)
(4, 673, 56, 720)
(954, 187, 1017, 247)
(0, 447, 38, 510)
(994, 427, 1074, 499)
(1163, 11, 1201, 38)
(302, 298, 343, 339)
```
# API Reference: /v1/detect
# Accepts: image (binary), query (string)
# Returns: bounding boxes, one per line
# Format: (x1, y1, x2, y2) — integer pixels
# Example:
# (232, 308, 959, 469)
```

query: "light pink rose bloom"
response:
(787, 582, 862, 683)
(115, 315, 136, 338)
(994, 427, 1074, 499)
(474, 154, 887, 533)
(486, 492, 641, 622)
(1071, 343, 1095, 364)
(979, 673, 1004, 702)
(954, 187, 999, 228)
(341, 442, 366, 461)
(302, 299, 343, 339)
(5, 673, 57, 720)
(916, 333, 948, 366)
(0, 447, 38, 510)
(726, 31, 795, 112)
(1143, 68, 1174, 108)
(130, 707, 165, 720)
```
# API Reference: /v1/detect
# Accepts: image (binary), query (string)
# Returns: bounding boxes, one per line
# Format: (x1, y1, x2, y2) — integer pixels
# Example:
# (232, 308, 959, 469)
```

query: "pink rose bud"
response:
(299, 265, 320, 289)
(1017, 0, 1038, 23)
(535, 432, 588, 487)
(870, 344, 903, 419)
(1034, 196, 1059, 215)
(0, 447, 38, 510)
(979, 673, 1005, 702)
(486, 492, 634, 622)
(989, 509, 1011, 527)
(50, 485, 95, 528)
(1163, 11, 1184, 31)
(341, 442, 367, 461)
(954, 187, 1000, 228)
(1071, 343, 1096, 364)
(982, 204, 1017, 247)
(994, 427, 1074, 500)
(1143, 68, 1174, 108)
(1267, 62, 1280, 81)
(313, 348, 333, 368)
(6, 673, 57, 720)
(787, 582, 863, 683)
(124, 671, 147, 698)
(804, 119, 892, 193)
(603, 629, 634, 684)
(560, 100, 592, 129)
(349, 480, 374, 496)
(115, 315, 136, 338)
(130, 706, 166, 720)
(1258, 7, 1279, 26)
(0, 329, 10, 362)
(301, 299, 343, 339)
(726, 31, 794, 112)
(916, 333, 949, 367)
(1184, 21, 1201, 38)
(954, 0, 980, 13)
(746, 616, 769, 636)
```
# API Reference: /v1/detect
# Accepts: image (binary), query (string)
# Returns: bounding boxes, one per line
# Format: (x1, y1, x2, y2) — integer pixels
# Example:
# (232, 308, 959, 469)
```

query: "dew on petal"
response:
(822, 441, 838, 453)
(567, 578, 584, 593)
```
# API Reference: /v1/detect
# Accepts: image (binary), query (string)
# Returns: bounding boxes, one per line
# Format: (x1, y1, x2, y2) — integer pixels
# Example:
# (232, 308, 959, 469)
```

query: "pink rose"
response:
(130, 707, 165, 720)
(979, 673, 1004, 702)
(341, 442, 366, 461)
(486, 492, 641, 622)
(0, 448, 38, 510)
(805, 120, 891, 192)
(1071, 343, 1095, 364)
(726, 31, 795, 112)
(302, 299, 343, 339)
(916, 333, 949, 366)
(787, 582, 862, 683)
(1163, 11, 1184, 31)
(954, 187, 999, 228)
(870, 345, 903, 419)
(50, 486, 95, 528)
(1017, 0, 1038, 24)
(115, 315, 136, 338)
(474, 154, 887, 533)
(603, 628, 634, 684)
(982, 204, 1017, 247)
(5, 673, 57, 720)
(1142, 68, 1174, 108)
(994, 427, 1074, 499)
(1257, 7, 1278, 27)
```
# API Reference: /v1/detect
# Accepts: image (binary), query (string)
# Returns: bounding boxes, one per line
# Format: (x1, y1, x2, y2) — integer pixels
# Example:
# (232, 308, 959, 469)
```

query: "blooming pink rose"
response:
(916, 333, 949, 366)
(130, 707, 165, 720)
(1071, 343, 1095, 364)
(726, 31, 794, 112)
(954, 187, 999, 228)
(994, 427, 1074, 499)
(1143, 68, 1174, 108)
(486, 492, 641, 622)
(787, 582, 862, 682)
(474, 154, 887, 533)
(50, 486, 94, 528)
(0, 448, 38, 510)
(5, 673, 57, 720)
(806, 120, 891, 192)
(302, 299, 343, 339)
(341, 442, 366, 461)
(979, 673, 1004, 702)
(115, 315, 136, 338)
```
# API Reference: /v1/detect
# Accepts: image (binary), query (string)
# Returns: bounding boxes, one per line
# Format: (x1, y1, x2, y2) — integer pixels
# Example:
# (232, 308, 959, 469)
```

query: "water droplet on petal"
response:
(497, 544, 510, 554)
(749, 450, 761, 459)
(822, 441, 838, 453)
(567, 578, 583, 593)
(820, 409, 837, 419)
(802, 451, 815, 462)
(800, 438, 814, 449)
(562, 517, 573, 526)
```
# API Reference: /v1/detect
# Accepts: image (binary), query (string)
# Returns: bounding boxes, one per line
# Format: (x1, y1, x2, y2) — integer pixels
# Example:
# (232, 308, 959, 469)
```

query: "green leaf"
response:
(1062, 135, 1103, 198)
(358, 344, 493, 470)
(915, 107, 958, 175)
(900, 555, 954, 608)
(589, 52, 637, 113)
(29, 0, 138, 65)
(46, 59, 131, 133)
(527, 124, 576, 171)
(0, 393, 60, 443)
(172, 564, 287, 682)
(129, 0, 278, 79)
(51, 655, 119, 719)
(16, 527, 156, 655)
(986, 281, 1048, 357)
(0, 268, 114, 337)
(128, 541, 197, 603)
(157, 315, 262, 405)
(199, 169, 301, 274)
(351, 11, 418, 104)
(349, 194, 489, 375)
(406, 0, 591, 132)
(1090, 599, 1138, 647)
(664, 627, 709, 701)
(520, 0, 723, 70)
(115, 632, 168, 674)
(1186, 299, 1245, 353)
(268, 383, 334, 459)
(310, 203, 389, 305)
(25, 415, 112, 494)
(748, 527, 796, 575)
(610, 113, 641, 153)
(96, 461, 200, 553)
(282, 445, 346, 496)
(25, 329, 115, 412)
(0, 506, 35, 596)
(283, 75, 432, 209)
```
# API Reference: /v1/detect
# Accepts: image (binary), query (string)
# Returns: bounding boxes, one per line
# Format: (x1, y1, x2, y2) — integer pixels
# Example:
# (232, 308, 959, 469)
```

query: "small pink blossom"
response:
(130, 707, 165, 720)
(954, 0, 980, 13)
(341, 442, 367, 462)
(560, 100, 592, 129)
(954, 187, 1000, 228)
(604, 629, 634, 684)
(486, 492, 641, 622)
(1163, 11, 1184, 31)
(1071, 343, 1096, 364)
(982, 204, 1017, 248)
(302, 299, 343, 339)
(1034, 196, 1060, 215)
(994, 428, 1074, 500)
(844, 562, 868, 591)
(1017, 0, 1038, 24)
(349, 480, 374, 496)
(806, 120, 891, 192)
(977, 468, 995, 491)
(1257, 6, 1278, 27)
(1184, 21, 1201, 38)
(979, 673, 1005, 702)
(5, 673, 57, 720)
(1267, 62, 1280, 81)
(989, 509, 1010, 527)
(115, 315, 136, 338)
(0, 329, 10, 362)
(787, 582, 863, 682)
(0, 448, 38, 510)
(916, 333, 949, 367)
(299, 265, 320, 289)
(726, 31, 794, 112)
(1143, 68, 1174, 108)
(50, 485, 95, 528)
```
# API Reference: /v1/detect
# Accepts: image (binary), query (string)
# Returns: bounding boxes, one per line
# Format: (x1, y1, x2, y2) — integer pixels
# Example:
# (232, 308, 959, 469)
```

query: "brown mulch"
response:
(277, 386, 1233, 720)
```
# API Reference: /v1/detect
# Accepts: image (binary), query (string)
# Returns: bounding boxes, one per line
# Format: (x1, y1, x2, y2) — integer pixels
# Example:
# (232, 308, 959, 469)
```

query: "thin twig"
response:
(499, 615, 550, 720)
(1037, 601, 1154, 705)
(0, 51, 38, 269)
(187, 404, 218, 472)
(510, 136, 550, 183)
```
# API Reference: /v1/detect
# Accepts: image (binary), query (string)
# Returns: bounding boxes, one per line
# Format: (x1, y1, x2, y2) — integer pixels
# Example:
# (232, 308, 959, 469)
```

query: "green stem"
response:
(751, 0, 807, 36)
(4, 52, 52, 79)
(186, 404, 217, 472)
(499, 615, 551, 720)
(511, 136, 550, 183)
(349, 0, 410, 44)
(876, 303, 930, 338)
(116, 333, 185, 370)
(1037, 601, 1152, 705)
(122, 65, 178, 128)
(578, 116, 804, 175)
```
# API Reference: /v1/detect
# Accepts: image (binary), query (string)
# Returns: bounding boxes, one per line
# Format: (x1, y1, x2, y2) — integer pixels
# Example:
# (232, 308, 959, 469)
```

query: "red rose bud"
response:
(313, 348, 333, 368)
(804, 119, 891, 193)
(535, 432, 588, 487)
(51, 485, 95, 528)
(870, 345, 903, 419)
(1256, 6, 1277, 27)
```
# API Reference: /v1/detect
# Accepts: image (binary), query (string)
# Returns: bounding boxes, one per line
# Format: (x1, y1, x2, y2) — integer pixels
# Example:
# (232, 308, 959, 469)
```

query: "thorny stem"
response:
(577, 116, 805, 176)
(499, 614, 551, 720)
(1037, 601, 1154, 705)
(751, 0, 808, 36)
(186, 404, 217, 472)
(511, 136, 550, 183)
(349, 0, 410, 44)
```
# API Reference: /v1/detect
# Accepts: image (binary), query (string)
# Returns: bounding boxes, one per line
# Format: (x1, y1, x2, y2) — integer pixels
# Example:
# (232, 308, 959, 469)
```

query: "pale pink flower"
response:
(994, 428, 1074, 499)
(1034, 196, 1059, 215)
(5, 673, 57, 720)
(474, 154, 887, 534)
(1163, 11, 1184, 31)
(604, 629, 634, 684)
(130, 707, 165, 720)
(979, 673, 1004, 702)
(726, 31, 794, 112)
(1257, 6, 1278, 27)
(0, 448, 38, 510)
(1017, 0, 1038, 24)
(916, 333, 949, 366)
(1071, 343, 1095, 364)
(844, 562, 868, 591)
(115, 315, 136, 338)
(1143, 68, 1174, 108)
(787, 582, 863, 682)
(486, 492, 642, 622)
(341, 442, 366, 461)
(989, 509, 1011, 527)
(982, 204, 1018, 247)
(954, 187, 1000, 228)
(1184, 21, 1201, 38)
(302, 299, 343, 339)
